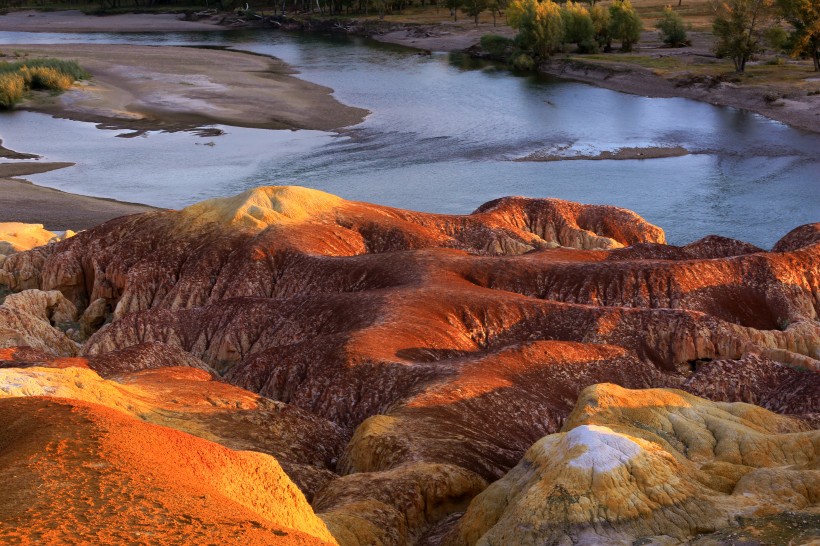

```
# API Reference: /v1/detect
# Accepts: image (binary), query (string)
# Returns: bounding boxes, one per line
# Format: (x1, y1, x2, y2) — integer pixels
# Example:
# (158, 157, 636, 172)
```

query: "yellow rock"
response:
(180, 186, 345, 231)
(0, 222, 58, 254)
(446, 384, 819, 546)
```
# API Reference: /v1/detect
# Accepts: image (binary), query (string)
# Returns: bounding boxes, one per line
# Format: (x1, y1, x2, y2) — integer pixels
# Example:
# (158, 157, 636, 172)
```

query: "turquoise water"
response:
(1, 30, 818, 247)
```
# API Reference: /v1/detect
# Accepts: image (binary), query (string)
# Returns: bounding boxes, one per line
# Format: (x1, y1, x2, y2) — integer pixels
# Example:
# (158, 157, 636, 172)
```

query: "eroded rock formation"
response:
(0, 363, 345, 499)
(444, 384, 819, 546)
(0, 221, 67, 255)
(0, 186, 816, 545)
(0, 289, 79, 355)
(0, 396, 338, 545)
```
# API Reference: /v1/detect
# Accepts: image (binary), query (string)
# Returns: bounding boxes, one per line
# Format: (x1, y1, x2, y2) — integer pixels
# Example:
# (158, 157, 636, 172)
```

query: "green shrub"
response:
(481, 34, 515, 57)
(511, 52, 536, 70)
(656, 6, 688, 47)
(765, 26, 789, 52)
(22, 66, 74, 91)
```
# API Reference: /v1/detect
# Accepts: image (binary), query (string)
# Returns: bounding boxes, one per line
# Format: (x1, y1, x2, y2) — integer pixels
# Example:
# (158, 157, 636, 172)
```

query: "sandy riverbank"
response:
(538, 56, 820, 135)
(375, 23, 515, 51)
(6, 44, 368, 132)
(0, 9, 223, 32)
(0, 177, 156, 231)
(0, 140, 154, 229)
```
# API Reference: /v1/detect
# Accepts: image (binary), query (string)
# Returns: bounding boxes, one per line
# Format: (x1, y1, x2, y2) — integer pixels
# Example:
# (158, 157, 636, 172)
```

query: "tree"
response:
(776, 0, 820, 71)
(712, 0, 772, 73)
(562, 1, 598, 52)
(609, 0, 642, 51)
(464, 0, 489, 25)
(509, 0, 565, 57)
(657, 6, 689, 46)
(590, 4, 612, 49)
(488, 0, 506, 26)
(446, 0, 462, 20)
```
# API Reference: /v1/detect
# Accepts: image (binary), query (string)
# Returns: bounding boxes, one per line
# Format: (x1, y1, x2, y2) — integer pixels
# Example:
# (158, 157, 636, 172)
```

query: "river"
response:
(1, 29, 818, 247)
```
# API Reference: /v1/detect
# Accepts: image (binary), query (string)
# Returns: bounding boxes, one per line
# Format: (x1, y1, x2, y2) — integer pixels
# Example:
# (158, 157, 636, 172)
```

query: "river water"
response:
(0, 30, 818, 247)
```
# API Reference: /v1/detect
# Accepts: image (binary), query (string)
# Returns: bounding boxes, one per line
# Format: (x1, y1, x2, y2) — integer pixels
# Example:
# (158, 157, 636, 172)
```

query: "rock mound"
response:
(0, 396, 337, 545)
(0, 222, 59, 254)
(180, 186, 347, 231)
(0, 362, 346, 499)
(0, 289, 78, 356)
(0, 188, 817, 544)
(444, 384, 819, 546)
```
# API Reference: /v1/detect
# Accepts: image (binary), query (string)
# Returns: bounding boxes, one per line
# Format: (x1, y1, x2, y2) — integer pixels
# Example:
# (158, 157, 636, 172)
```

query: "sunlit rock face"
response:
(443, 384, 820, 546)
(0, 362, 345, 500)
(0, 222, 68, 255)
(0, 396, 338, 545)
(0, 289, 79, 356)
(0, 187, 817, 545)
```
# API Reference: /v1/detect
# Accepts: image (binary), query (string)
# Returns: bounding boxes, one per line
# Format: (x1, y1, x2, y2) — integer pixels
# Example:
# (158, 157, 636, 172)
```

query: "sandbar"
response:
(7, 44, 368, 131)
(0, 177, 156, 231)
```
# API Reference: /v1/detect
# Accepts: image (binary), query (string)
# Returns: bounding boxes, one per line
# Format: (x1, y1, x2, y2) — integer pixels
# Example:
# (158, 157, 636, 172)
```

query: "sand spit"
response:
(7, 44, 368, 132)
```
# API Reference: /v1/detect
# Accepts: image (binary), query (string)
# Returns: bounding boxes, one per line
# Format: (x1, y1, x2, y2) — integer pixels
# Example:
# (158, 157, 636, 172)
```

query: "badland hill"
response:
(0, 186, 817, 545)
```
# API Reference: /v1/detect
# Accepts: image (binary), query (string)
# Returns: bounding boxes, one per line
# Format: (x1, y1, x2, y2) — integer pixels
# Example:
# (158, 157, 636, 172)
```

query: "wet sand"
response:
(0, 177, 157, 231)
(9, 44, 368, 132)
(0, 162, 75, 177)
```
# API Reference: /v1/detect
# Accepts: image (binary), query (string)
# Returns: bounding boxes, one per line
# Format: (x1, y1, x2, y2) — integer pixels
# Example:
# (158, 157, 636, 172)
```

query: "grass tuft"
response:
(0, 58, 88, 109)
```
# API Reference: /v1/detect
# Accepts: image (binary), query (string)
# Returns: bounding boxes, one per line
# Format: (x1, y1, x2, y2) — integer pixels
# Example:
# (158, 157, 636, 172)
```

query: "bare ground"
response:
(0, 177, 157, 231)
(0, 9, 223, 32)
(6, 44, 368, 131)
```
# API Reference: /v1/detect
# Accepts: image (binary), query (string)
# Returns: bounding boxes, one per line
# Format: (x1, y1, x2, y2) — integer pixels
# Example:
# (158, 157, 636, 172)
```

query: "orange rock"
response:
(0, 188, 817, 544)
(0, 396, 337, 545)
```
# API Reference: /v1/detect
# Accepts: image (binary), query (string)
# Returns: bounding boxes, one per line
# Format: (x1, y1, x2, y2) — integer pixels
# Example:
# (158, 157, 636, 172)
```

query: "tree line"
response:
(500, 0, 818, 73)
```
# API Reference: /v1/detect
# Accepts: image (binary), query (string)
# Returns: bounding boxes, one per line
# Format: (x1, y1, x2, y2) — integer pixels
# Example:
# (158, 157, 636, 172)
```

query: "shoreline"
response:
(536, 57, 820, 135)
(0, 10, 816, 231)
(371, 29, 820, 134)
(6, 44, 368, 132)
(0, 177, 157, 231)
(1, 11, 816, 133)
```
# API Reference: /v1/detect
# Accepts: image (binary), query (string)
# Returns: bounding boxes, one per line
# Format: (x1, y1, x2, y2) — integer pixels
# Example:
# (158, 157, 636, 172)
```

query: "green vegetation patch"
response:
(0, 58, 89, 109)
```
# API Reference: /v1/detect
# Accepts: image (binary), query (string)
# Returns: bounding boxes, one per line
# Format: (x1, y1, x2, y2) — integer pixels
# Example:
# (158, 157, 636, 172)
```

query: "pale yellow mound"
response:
(0, 365, 148, 414)
(446, 384, 819, 546)
(0, 222, 61, 254)
(181, 186, 346, 231)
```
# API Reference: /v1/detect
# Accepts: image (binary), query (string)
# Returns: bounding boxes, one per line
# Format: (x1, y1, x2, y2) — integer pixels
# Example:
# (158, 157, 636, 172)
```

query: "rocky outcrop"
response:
(85, 340, 215, 377)
(0, 364, 345, 499)
(0, 187, 816, 544)
(317, 463, 487, 546)
(683, 353, 820, 424)
(0, 396, 338, 545)
(0, 186, 665, 315)
(444, 384, 819, 546)
(0, 289, 79, 355)
(0, 222, 65, 255)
